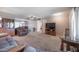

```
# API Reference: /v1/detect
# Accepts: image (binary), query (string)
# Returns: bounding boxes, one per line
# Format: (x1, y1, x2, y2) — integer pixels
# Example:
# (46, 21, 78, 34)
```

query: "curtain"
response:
(69, 7, 79, 41)
(75, 8, 79, 40)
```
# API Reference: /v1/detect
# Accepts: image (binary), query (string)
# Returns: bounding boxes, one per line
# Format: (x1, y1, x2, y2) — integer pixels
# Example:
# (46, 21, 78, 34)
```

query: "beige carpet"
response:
(13, 32, 61, 52)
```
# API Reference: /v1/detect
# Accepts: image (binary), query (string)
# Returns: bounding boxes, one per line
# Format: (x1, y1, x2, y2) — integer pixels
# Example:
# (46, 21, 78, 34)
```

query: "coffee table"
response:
(8, 44, 26, 52)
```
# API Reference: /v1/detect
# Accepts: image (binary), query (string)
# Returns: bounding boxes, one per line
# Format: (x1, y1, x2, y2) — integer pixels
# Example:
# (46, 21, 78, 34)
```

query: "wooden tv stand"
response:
(45, 28, 56, 36)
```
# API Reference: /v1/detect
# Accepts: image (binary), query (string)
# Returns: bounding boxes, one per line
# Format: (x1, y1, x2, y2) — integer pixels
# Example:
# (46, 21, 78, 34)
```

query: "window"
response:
(0, 17, 2, 27)
(15, 21, 27, 28)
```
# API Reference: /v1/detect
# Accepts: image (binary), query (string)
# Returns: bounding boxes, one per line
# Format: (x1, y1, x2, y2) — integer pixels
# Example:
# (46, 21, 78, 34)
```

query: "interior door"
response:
(37, 20, 42, 33)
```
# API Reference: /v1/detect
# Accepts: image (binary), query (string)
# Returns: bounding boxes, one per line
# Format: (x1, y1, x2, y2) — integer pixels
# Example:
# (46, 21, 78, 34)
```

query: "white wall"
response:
(28, 20, 37, 32)
(46, 10, 70, 36)
(14, 10, 70, 35)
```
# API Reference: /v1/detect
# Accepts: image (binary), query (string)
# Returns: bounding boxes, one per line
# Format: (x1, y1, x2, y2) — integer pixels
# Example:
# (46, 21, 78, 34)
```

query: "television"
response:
(46, 23, 55, 29)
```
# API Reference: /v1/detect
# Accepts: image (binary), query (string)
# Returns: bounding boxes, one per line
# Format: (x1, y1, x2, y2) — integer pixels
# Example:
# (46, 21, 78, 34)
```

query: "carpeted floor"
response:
(13, 32, 61, 52)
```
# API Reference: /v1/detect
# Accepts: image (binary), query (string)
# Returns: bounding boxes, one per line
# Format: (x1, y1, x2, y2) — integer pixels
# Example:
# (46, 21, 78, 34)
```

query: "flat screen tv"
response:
(46, 23, 55, 29)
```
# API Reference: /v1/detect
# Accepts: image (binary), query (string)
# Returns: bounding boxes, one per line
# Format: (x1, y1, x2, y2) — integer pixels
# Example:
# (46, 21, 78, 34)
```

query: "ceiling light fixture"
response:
(53, 12, 63, 16)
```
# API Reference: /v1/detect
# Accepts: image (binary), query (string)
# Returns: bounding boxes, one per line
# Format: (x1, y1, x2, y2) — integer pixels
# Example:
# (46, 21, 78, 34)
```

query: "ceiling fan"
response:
(26, 16, 42, 21)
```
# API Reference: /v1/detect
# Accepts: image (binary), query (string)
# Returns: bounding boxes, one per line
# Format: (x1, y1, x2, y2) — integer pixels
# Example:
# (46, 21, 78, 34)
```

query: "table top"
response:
(8, 44, 26, 52)
(0, 33, 8, 37)
(59, 36, 79, 45)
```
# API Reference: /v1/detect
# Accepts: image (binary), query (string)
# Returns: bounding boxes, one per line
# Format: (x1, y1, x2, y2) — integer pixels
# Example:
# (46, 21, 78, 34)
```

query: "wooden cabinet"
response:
(2, 18, 15, 29)
(0, 18, 15, 36)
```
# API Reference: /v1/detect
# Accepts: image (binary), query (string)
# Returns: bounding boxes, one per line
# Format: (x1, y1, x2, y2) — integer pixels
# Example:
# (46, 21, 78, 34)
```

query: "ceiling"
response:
(0, 7, 72, 19)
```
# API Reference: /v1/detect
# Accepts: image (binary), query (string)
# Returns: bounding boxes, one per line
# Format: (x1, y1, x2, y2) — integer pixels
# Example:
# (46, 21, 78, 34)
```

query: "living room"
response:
(0, 7, 78, 52)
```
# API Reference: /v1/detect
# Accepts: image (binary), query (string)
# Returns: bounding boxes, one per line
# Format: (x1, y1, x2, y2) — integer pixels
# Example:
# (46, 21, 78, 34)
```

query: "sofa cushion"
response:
(0, 37, 10, 52)
(0, 37, 9, 49)
(6, 36, 17, 46)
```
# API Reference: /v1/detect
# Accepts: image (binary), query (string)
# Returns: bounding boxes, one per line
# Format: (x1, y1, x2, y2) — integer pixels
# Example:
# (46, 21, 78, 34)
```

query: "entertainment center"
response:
(45, 23, 56, 36)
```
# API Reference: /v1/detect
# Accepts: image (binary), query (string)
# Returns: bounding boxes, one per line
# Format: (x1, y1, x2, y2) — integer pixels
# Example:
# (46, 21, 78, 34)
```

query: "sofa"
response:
(15, 26, 28, 36)
(0, 36, 18, 52)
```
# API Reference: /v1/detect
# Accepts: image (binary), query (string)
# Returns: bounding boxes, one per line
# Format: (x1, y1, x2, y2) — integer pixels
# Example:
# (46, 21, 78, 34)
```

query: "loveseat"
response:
(15, 26, 28, 36)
